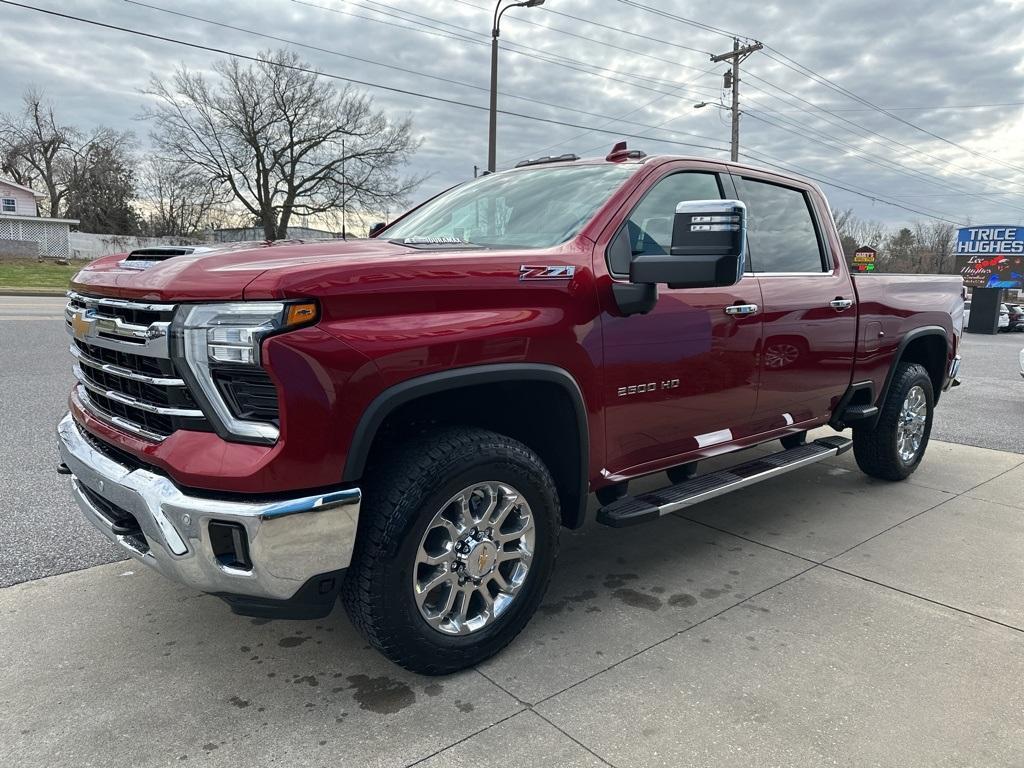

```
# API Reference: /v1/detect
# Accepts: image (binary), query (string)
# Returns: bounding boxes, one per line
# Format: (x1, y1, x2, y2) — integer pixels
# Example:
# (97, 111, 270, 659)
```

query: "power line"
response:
(450, 0, 713, 58)
(754, 101, 1024, 114)
(0, 1, 730, 155)
(362, 0, 715, 78)
(512, 62, 724, 163)
(121, 0, 725, 144)
(742, 74, 1024, 193)
(293, 0, 716, 94)
(605, 0, 1024, 187)
(760, 46, 1024, 177)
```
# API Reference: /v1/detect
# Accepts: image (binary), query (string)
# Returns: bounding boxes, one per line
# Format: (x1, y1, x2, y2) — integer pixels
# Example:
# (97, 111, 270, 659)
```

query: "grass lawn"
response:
(0, 258, 81, 291)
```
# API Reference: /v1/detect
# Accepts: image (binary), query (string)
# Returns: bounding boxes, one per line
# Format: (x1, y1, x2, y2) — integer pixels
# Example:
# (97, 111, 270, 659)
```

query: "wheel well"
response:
(362, 380, 586, 529)
(897, 333, 946, 403)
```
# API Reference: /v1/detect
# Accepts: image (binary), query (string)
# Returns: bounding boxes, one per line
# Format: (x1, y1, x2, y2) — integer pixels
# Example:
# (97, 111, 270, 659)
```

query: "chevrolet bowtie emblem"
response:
(478, 549, 490, 572)
(71, 311, 94, 341)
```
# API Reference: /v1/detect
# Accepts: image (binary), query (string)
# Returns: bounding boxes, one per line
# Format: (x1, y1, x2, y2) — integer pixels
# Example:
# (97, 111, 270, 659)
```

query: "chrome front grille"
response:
(66, 292, 211, 441)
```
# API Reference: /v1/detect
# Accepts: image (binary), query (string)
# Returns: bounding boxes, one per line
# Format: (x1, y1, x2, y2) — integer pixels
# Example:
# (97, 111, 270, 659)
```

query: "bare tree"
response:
(140, 156, 228, 237)
(143, 49, 422, 240)
(0, 89, 75, 216)
(831, 206, 885, 257)
(1, 88, 141, 231)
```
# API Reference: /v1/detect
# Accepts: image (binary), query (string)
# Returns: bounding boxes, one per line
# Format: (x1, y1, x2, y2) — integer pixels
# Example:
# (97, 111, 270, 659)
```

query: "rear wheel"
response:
(853, 362, 933, 481)
(341, 427, 560, 675)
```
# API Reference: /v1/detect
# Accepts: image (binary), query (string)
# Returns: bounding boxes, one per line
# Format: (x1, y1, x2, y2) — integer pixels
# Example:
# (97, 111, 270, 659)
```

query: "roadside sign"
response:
(853, 253, 875, 264)
(956, 225, 1024, 288)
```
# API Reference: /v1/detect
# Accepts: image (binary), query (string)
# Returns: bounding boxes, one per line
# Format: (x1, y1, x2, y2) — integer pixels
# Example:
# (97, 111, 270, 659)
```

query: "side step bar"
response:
(596, 436, 853, 528)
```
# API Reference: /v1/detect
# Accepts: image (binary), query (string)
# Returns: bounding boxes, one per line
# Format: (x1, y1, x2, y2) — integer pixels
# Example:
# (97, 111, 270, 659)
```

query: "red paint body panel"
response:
(66, 156, 962, 499)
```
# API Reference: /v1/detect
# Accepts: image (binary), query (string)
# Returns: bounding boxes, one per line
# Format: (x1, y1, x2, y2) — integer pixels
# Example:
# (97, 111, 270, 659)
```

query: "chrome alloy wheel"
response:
(412, 482, 535, 636)
(896, 384, 927, 463)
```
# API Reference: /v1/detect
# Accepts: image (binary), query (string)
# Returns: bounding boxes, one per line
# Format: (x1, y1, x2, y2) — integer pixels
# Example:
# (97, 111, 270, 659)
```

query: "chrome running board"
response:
(596, 436, 853, 528)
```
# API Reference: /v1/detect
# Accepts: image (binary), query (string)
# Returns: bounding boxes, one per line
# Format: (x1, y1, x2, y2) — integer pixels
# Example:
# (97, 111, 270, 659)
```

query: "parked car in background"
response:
(998, 303, 1010, 331)
(1006, 303, 1024, 332)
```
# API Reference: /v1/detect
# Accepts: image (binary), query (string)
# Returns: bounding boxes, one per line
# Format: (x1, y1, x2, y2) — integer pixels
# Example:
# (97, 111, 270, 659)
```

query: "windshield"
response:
(385, 164, 636, 249)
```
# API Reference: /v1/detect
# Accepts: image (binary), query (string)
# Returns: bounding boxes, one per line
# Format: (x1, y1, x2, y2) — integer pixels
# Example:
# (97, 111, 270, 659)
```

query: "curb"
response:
(0, 288, 68, 297)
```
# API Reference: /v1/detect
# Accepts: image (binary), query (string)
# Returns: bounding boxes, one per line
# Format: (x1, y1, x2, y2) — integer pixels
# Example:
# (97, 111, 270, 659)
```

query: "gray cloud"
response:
(2, 0, 1023, 226)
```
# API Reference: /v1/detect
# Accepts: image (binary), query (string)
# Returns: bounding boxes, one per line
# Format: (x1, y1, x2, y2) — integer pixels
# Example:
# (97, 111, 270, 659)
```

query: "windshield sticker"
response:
(519, 265, 576, 281)
(403, 236, 466, 245)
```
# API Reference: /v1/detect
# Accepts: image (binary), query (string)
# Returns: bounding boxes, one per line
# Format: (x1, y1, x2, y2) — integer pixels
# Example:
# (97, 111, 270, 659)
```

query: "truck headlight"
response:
(174, 301, 318, 443)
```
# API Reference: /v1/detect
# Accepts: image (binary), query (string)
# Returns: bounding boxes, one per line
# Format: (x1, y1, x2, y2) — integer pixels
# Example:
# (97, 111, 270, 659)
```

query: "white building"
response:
(0, 178, 79, 259)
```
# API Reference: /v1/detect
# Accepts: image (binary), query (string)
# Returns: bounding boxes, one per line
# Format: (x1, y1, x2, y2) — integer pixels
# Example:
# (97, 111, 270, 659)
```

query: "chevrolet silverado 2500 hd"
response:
(57, 145, 963, 674)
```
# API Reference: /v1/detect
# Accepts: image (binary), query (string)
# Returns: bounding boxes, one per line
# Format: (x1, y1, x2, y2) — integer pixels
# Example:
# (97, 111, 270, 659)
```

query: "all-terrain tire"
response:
(853, 362, 934, 481)
(341, 427, 560, 675)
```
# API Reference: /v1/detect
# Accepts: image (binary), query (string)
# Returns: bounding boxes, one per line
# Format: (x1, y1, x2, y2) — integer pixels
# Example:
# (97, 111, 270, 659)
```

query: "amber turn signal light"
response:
(284, 301, 318, 328)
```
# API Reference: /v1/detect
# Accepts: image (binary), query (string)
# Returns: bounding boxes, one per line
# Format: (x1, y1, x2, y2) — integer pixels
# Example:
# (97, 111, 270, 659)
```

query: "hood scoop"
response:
(120, 245, 215, 269)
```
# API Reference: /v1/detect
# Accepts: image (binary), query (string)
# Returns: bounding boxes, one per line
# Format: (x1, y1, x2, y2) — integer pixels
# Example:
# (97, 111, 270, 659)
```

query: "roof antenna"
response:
(606, 141, 647, 162)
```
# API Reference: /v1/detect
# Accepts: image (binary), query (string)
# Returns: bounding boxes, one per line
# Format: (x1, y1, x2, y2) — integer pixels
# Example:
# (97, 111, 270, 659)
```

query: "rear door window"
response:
(734, 177, 827, 273)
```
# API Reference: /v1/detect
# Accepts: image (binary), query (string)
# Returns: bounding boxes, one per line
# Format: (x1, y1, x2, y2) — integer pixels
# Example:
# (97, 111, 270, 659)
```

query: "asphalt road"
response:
(1, 295, 1021, 589)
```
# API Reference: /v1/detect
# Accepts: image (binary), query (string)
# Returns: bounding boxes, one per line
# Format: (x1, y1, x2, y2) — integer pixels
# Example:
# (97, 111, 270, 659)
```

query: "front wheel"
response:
(341, 427, 560, 675)
(853, 362, 934, 481)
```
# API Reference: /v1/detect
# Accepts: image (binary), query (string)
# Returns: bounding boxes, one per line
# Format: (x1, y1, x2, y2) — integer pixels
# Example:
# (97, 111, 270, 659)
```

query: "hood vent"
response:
(121, 246, 213, 269)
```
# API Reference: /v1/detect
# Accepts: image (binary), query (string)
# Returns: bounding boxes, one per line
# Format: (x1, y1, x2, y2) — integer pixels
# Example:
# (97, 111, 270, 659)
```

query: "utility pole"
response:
(710, 38, 763, 162)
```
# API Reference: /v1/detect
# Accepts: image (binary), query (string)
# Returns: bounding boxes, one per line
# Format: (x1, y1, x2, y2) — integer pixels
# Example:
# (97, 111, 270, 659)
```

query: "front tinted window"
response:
(610, 172, 722, 276)
(385, 164, 635, 249)
(735, 177, 826, 273)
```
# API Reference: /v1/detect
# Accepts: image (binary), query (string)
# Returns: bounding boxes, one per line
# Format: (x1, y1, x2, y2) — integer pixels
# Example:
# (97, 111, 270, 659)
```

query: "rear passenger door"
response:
(732, 173, 857, 427)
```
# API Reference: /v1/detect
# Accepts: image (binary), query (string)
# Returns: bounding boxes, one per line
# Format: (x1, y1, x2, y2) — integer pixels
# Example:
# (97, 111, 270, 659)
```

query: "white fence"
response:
(0, 216, 74, 259)
(69, 232, 203, 260)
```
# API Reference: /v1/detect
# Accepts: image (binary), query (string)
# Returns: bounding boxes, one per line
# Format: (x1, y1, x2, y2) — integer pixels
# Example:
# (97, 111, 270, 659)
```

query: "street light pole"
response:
(488, 0, 544, 173)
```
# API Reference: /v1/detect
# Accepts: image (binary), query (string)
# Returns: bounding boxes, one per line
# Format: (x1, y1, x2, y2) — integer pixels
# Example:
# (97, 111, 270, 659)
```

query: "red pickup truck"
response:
(57, 145, 963, 674)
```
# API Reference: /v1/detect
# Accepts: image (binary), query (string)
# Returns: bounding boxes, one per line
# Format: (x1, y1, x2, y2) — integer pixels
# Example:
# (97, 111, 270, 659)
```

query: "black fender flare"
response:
(342, 363, 591, 528)
(872, 325, 948, 427)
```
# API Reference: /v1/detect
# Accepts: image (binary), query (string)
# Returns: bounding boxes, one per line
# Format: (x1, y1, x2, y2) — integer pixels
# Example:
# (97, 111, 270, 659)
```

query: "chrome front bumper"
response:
(56, 413, 361, 601)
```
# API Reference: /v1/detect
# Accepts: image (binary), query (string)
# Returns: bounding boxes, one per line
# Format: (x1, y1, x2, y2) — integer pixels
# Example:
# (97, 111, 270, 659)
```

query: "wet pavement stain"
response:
(250, 618, 271, 626)
(346, 674, 416, 714)
(202, 743, 218, 752)
(538, 589, 597, 616)
(700, 587, 728, 599)
(279, 635, 311, 648)
(423, 683, 444, 697)
(454, 700, 474, 713)
(228, 696, 250, 708)
(649, 585, 666, 594)
(612, 588, 662, 611)
(603, 573, 639, 589)
(668, 593, 697, 608)
(293, 675, 319, 687)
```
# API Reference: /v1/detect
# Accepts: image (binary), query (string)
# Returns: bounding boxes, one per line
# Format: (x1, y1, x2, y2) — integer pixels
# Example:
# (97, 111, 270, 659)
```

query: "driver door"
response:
(600, 164, 764, 477)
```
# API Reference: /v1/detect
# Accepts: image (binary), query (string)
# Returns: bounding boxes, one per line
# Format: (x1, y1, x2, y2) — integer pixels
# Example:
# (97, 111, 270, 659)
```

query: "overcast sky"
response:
(2, 0, 1024, 228)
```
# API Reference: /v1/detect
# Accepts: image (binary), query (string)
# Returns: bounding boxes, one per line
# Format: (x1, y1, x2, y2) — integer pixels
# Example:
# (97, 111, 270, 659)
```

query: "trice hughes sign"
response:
(956, 225, 1024, 289)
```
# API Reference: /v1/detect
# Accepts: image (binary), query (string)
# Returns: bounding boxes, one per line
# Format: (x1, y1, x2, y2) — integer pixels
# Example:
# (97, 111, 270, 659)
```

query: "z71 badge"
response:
(519, 265, 576, 280)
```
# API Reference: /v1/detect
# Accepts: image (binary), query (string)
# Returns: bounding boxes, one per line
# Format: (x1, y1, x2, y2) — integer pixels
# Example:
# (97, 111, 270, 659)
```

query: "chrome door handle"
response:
(724, 303, 759, 316)
(830, 298, 854, 311)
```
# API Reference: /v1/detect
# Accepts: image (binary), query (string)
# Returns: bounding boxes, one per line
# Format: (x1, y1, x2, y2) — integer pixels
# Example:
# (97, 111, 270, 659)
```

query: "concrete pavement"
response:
(2, 437, 1022, 767)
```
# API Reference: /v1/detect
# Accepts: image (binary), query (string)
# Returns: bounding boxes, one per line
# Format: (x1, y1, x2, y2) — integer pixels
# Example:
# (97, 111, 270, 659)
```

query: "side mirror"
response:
(629, 199, 746, 289)
(368, 222, 387, 238)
